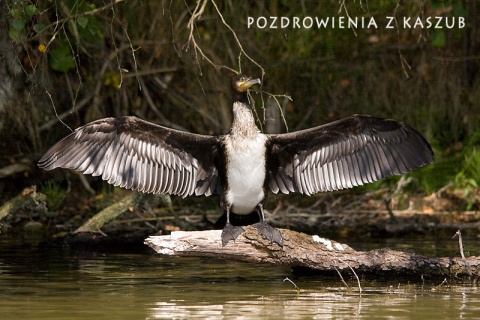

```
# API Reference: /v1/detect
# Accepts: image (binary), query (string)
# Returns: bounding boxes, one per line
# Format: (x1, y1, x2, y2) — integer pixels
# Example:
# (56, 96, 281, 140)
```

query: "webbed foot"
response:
(221, 223, 245, 246)
(252, 221, 283, 246)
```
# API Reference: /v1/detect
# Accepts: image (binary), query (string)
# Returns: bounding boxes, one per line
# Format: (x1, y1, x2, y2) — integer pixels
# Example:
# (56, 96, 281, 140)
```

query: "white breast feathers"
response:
(225, 134, 267, 214)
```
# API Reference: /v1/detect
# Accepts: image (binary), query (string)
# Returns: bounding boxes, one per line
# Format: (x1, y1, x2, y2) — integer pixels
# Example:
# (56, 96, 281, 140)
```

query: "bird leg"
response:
(252, 204, 283, 246)
(221, 207, 245, 246)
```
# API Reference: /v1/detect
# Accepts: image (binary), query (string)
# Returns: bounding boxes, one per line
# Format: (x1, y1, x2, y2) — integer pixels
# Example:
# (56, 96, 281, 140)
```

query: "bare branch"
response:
(210, 0, 265, 78)
(453, 230, 472, 278)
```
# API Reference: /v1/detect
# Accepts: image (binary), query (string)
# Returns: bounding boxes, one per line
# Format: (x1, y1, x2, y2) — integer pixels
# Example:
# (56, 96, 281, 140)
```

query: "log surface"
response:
(0, 186, 46, 221)
(145, 226, 480, 278)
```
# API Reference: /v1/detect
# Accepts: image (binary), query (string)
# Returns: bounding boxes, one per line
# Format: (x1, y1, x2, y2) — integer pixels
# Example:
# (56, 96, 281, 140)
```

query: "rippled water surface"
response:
(0, 236, 479, 319)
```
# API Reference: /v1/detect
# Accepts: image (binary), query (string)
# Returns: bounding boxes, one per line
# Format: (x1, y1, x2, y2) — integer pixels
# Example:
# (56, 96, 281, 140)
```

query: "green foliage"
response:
(7, 0, 37, 42)
(415, 160, 456, 195)
(450, 146, 480, 210)
(33, 23, 45, 33)
(7, 0, 103, 73)
(48, 1, 103, 73)
(49, 40, 77, 73)
(42, 180, 67, 212)
(431, 30, 446, 48)
(66, 1, 103, 42)
(463, 147, 480, 183)
(454, 174, 478, 211)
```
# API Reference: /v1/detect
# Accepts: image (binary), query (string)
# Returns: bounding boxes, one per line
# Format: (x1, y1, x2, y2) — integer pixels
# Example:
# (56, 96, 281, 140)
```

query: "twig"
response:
(432, 278, 448, 291)
(268, 94, 292, 132)
(453, 230, 472, 277)
(137, 76, 169, 123)
(183, 0, 295, 131)
(348, 264, 363, 295)
(333, 265, 349, 288)
(38, 92, 94, 132)
(77, 173, 95, 195)
(338, 0, 358, 36)
(123, 67, 180, 78)
(210, 0, 265, 78)
(40, 27, 133, 132)
(430, 181, 454, 199)
(392, 0, 412, 78)
(110, 4, 140, 90)
(184, 0, 220, 73)
(44, 88, 73, 133)
(31, 0, 126, 42)
(283, 277, 300, 292)
(184, 0, 262, 76)
(133, 210, 157, 230)
(399, 52, 412, 79)
(109, 4, 124, 89)
(151, 76, 220, 128)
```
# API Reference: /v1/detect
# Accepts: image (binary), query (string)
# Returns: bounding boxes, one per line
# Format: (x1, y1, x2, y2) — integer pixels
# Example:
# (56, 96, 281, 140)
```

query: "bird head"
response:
(231, 74, 261, 93)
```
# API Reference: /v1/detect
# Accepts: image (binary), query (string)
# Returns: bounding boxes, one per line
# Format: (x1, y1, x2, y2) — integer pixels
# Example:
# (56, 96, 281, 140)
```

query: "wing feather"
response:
(38, 116, 221, 198)
(267, 114, 433, 195)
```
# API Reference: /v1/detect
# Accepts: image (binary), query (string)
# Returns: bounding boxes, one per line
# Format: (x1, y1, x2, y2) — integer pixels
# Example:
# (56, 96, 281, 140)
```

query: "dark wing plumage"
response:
(266, 114, 433, 195)
(38, 116, 222, 197)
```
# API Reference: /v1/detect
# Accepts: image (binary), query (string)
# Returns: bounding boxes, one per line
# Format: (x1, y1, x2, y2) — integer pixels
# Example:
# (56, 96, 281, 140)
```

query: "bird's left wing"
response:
(38, 116, 222, 197)
(266, 114, 433, 195)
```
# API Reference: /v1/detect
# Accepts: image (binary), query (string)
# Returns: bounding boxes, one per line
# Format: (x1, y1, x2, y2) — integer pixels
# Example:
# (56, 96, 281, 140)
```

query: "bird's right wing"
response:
(38, 116, 222, 197)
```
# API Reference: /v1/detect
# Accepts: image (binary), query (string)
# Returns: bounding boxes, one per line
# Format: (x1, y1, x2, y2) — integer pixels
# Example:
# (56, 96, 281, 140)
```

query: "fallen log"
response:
(0, 161, 32, 179)
(145, 226, 480, 278)
(74, 192, 139, 233)
(0, 186, 47, 221)
(75, 192, 169, 233)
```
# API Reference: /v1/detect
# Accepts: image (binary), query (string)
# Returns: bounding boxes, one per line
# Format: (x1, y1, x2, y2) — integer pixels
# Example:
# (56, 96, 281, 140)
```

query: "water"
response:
(0, 237, 479, 319)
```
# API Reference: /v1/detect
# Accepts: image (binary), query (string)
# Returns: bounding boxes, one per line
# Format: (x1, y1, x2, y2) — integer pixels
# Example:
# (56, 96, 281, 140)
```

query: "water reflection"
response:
(146, 284, 480, 319)
(0, 239, 479, 319)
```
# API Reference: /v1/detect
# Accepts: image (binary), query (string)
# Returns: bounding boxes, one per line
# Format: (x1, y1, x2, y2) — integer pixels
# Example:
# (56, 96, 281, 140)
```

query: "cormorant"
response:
(38, 74, 434, 246)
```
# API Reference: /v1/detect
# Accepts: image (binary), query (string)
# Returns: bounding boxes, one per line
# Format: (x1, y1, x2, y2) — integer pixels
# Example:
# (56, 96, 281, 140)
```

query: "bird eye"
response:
(239, 76, 246, 81)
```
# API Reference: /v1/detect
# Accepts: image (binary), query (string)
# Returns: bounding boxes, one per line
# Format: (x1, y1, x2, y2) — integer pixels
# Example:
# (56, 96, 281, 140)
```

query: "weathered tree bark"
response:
(0, 161, 32, 179)
(74, 192, 170, 233)
(74, 193, 139, 233)
(0, 186, 47, 221)
(145, 226, 480, 278)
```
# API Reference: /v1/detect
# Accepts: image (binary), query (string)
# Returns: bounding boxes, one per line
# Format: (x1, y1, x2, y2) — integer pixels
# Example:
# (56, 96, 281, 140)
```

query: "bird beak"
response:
(239, 77, 261, 90)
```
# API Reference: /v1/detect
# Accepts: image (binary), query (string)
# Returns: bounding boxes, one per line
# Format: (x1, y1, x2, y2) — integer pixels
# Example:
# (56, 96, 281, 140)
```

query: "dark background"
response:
(1, 1, 478, 228)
